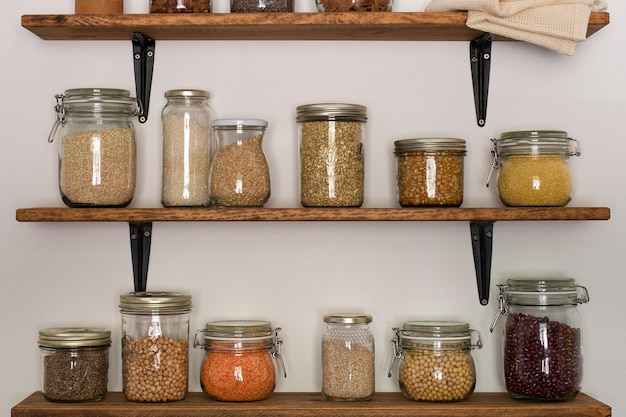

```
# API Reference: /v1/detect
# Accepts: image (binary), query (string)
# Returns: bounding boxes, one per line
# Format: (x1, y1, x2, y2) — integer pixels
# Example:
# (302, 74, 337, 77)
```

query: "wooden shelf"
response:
(11, 391, 611, 417)
(21, 12, 610, 42)
(15, 207, 611, 223)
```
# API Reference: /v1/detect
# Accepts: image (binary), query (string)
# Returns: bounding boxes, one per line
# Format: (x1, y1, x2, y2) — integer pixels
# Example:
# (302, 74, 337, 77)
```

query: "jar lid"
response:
(401, 321, 471, 341)
(506, 278, 577, 294)
(394, 138, 467, 153)
(296, 103, 367, 122)
(323, 313, 372, 324)
(164, 89, 211, 98)
(493, 130, 579, 156)
(58, 88, 139, 115)
(503, 278, 589, 306)
(119, 291, 192, 312)
(212, 119, 268, 128)
(38, 327, 111, 348)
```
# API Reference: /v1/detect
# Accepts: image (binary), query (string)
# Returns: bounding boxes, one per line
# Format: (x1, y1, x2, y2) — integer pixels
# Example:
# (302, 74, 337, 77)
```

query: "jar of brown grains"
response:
(149, 0, 210, 13)
(161, 89, 212, 207)
(193, 320, 286, 401)
(39, 327, 111, 402)
(120, 292, 192, 402)
(209, 119, 271, 207)
(490, 279, 589, 402)
(315, 0, 393, 11)
(49, 88, 140, 208)
(389, 321, 482, 402)
(297, 103, 367, 207)
(322, 313, 375, 401)
(394, 138, 466, 207)
(487, 130, 581, 207)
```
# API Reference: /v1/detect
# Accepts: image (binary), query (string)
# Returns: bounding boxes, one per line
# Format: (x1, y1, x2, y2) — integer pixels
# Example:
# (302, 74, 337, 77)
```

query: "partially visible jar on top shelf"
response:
(49, 88, 140, 208)
(75, 0, 123, 14)
(150, 0, 210, 12)
(231, 0, 294, 12)
(394, 138, 466, 207)
(488, 130, 581, 207)
(209, 119, 271, 207)
(316, 0, 393, 11)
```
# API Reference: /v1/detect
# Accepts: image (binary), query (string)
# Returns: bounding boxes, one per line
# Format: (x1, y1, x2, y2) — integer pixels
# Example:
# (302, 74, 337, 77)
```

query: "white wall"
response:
(1, 0, 625, 415)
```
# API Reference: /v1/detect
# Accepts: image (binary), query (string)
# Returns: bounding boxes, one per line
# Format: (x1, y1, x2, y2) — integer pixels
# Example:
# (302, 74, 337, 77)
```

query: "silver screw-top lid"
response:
(394, 138, 467, 153)
(323, 313, 373, 324)
(164, 89, 211, 98)
(38, 327, 112, 348)
(296, 103, 367, 122)
(119, 291, 192, 312)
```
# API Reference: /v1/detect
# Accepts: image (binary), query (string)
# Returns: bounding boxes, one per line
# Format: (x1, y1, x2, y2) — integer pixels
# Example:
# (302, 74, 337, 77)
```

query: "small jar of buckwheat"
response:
(119, 292, 192, 402)
(394, 138, 466, 207)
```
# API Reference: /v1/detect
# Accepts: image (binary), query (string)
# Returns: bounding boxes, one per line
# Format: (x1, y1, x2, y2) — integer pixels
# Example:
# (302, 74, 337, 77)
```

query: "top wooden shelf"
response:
(15, 207, 610, 223)
(21, 12, 609, 42)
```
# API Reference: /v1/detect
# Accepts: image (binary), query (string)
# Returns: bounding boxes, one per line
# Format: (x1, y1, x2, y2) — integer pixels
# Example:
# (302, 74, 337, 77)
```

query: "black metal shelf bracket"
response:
(470, 32, 493, 127)
(129, 222, 153, 292)
(470, 221, 494, 306)
(132, 32, 155, 124)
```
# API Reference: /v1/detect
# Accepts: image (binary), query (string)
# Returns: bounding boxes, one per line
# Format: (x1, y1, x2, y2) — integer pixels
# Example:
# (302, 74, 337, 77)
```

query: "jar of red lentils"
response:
(490, 279, 589, 401)
(389, 321, 482, 402)
(193, 320, 286, 401)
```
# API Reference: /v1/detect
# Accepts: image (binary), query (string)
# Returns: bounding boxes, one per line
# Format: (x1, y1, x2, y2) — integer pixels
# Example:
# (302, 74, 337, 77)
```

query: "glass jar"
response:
(322, 313, 375, 401)
(231, 0, 294, 12)
(490, 279, 589, 401)
(394, 138, 466, 207)
(193, 320, 286, 401)
(296, 103, 367, 207)
(150, 0, 210, 12)
(39, 327, 111, 402)
(161, 89, 212, 207)
(49, 88, 140, 208)
(209, 119, 271, 207)
(316, 0, 393, 11)
(488, 130, 581, 207)
(389, 321, 482, 402)
(75, 0, 123, 14)
(119, 292, 192, 402)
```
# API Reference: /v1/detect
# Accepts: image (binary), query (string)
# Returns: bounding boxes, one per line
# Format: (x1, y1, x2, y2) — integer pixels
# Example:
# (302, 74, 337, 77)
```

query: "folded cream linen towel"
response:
(426, 0, 607, 55)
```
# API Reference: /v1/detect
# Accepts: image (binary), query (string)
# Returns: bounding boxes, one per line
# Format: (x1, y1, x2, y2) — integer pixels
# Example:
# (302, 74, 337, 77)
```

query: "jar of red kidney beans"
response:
(490, 279, 589, 401)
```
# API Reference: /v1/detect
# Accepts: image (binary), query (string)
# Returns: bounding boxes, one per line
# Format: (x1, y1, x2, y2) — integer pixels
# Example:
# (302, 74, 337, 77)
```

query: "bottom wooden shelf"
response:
(12, 392, 611, 417)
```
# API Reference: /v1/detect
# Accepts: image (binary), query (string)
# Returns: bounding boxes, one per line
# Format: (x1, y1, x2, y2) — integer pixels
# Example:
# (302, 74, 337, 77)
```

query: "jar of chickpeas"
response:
(488, 130, 581, 207)
(394, 138, 466, 207)
(389, 321, 482, 402)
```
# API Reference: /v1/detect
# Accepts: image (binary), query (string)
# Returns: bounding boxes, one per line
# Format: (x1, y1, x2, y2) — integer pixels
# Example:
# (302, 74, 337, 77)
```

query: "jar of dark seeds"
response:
(149, 0, 210, 13)
(488, 130, 581, 207)
(389, 321, 482, 402)
(490, 279, 589, 401)
(120, 292, 192, 402)
(210, 119, 271, 207)
(231, 0, 293, 12)
(49, 88, 140, 208)
(316, 0, 393, 11)
(322, 313, 375, 401)
(161, 89, 212, 207)
(39, 327, 111, 402)
(394, 138, 466, 207)
(297, 103, 367, 207)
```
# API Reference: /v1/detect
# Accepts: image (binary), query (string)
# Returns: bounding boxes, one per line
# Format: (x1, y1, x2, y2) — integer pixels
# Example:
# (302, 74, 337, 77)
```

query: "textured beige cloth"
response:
(426, 0, 608, 55)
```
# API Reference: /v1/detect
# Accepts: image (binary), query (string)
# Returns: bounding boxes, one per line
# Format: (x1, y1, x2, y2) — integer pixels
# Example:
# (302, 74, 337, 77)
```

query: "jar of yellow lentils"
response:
(488, 130, 581, 207)
(389, 321, 483, 402)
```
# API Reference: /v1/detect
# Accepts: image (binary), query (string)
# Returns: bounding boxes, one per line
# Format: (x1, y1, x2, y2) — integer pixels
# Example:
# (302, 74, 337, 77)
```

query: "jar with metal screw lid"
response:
(161, 89, 212, 207)
(39, 327, 111, 402)
(487, 130, 581, 207)
(388, 321, 482, 402)
(193, 320, 286, 401)
(322, 313, 375, 401)
(209, 119, 271, 207)
(394, 138, 466, 207)
(49, 88, 140, 208)
(490, 279, 589, 401)
(119, 292, 192, 402)
(296, 103, 367, 207)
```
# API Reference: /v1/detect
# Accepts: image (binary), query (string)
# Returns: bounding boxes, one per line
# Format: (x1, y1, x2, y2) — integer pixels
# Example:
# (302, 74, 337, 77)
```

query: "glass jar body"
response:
(53, 89, 138, 208)
(150, 0, 210, 12)
(231, 0, 293, 12)
(210, 119, 271, 207)
(316, 0, 393, 11)
(75, 0, 123, 14)
(297, 104, 367, 207)
(322, 317, 375, 401)
(120, 292, 192, 402)
(161, 91, 212, 207)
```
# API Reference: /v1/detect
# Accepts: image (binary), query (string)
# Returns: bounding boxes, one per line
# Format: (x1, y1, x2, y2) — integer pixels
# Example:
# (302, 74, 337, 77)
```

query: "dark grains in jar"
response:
(150, 0, 210, 13)
(504, 312, 582, 401)
(231, 0, 293, 12)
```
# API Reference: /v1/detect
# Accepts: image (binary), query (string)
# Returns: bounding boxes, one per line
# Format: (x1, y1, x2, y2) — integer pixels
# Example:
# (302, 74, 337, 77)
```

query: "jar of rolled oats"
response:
(296, 103, 367, 207)
(394, 138, 466, 207)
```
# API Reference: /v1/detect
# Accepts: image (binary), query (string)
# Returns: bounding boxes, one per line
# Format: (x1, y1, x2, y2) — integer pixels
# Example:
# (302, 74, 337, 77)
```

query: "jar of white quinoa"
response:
(488, 130, 581, 207)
